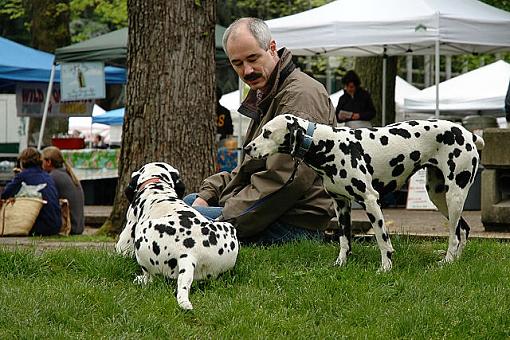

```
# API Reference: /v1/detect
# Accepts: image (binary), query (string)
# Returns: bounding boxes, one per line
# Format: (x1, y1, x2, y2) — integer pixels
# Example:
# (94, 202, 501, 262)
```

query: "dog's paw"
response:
(377, 259, 392, 273)
(334, 255, 347, 267)
(178, 300, 193, 310)
(133, 274, 152, 285)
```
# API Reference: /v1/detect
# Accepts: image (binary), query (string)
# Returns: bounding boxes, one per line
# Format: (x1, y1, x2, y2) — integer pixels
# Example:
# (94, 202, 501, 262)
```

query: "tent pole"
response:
(382, 51, 387, 126)
(435, 40, 440, 118)
(37, 63, 56, 151)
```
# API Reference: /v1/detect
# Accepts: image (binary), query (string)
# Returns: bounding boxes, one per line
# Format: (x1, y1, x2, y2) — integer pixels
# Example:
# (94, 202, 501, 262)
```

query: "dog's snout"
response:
(244, 145, 252, 154)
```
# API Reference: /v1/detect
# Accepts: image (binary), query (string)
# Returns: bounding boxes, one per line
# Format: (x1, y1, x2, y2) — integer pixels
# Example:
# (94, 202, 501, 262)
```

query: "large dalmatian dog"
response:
(245, 114, 484, 272)
(116, 162, 239, 310)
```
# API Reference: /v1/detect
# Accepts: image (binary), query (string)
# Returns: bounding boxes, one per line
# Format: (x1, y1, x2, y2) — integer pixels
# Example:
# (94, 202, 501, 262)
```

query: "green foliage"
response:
(217, 0, 333, 25)
(69, 0, 127, 42)
(0, 0, 24, 19)
(0, 239, 509, 338)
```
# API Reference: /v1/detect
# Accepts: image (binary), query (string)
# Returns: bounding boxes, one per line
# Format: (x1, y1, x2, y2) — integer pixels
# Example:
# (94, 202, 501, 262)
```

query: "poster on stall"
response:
(406, 169, 438, 210)
(16, 83, 94, 117)
(60, 62, 106, 101)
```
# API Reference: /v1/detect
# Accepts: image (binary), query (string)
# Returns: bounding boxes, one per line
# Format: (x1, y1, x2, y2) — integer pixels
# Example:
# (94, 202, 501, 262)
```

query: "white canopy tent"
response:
(266, 0, 510, 123)
(403, 60, 510, 114)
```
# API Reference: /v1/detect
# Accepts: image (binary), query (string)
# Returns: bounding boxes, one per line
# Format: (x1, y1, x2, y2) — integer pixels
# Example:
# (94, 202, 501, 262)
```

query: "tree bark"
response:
(354, 56, 398, 127)
(102, 0, 217, 234)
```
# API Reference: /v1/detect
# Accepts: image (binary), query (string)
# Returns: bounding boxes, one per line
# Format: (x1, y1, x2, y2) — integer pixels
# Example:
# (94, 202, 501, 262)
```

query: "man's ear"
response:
(124, 174, 140, 203)
(290, 127, 304, 158)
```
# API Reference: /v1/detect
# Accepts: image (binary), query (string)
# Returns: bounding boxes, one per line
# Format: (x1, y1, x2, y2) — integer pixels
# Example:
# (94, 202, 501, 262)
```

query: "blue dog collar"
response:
(293, 122, 316, 159)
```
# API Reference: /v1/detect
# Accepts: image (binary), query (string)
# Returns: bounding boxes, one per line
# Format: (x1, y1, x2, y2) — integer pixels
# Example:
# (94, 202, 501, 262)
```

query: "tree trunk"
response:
(354, 56, 398, 127)
(102, 0, 217, 235)
(24, 0, 71, 146)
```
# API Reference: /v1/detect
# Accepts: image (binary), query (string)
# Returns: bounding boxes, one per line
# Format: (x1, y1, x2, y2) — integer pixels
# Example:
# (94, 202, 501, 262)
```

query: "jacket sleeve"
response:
(335, 95, 347, 122)
(197, 170, 233, 205)
(0, 173, 23, 199)
(359, 90, 376, 121)
(220, 153, 317, 238)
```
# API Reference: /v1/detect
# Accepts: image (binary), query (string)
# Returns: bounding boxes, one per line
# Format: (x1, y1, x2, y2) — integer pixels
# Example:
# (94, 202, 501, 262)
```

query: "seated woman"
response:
(1, 147, 61, 236)
(336, 70, 376, 128)
(42, 146, 85, 235)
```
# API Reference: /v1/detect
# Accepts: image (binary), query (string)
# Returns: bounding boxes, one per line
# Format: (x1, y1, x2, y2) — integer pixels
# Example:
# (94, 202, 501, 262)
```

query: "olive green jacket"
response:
(198, 48, 336, 238)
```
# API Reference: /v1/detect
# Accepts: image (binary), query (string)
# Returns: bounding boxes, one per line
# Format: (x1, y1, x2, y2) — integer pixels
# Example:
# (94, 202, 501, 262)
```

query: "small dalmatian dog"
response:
(116, 162, 238, 310)
(245, 114, 484, 272)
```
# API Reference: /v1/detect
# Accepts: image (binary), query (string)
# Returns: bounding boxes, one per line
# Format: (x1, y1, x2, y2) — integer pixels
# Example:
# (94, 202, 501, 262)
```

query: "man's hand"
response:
(351, 113, 360, 120)
(192, 197, 209, 207)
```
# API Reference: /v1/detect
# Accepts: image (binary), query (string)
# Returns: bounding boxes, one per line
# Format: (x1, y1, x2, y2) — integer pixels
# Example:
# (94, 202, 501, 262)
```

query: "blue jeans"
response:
(183, 193, 322, 246)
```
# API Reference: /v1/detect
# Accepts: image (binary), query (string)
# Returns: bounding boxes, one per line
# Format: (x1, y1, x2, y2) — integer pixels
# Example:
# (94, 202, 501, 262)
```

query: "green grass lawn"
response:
(0, 237, 509, 339)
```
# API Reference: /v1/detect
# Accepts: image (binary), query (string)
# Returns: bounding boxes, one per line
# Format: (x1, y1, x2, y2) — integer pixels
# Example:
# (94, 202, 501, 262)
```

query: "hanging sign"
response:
(16, 83, 93, 117)
(60, 62, 106, 101)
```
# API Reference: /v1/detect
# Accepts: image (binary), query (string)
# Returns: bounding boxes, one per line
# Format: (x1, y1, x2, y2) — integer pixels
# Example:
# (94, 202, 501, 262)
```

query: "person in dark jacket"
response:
(216, 87, 234, 140)
(42, 146, 85, 235)
(1, 147, 61, 236)
(335, 70, 376, 127)
(185, 17, 336, 245)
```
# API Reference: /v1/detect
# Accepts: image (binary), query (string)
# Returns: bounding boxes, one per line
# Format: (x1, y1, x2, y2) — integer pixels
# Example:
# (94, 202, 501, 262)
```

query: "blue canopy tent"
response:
(0, 36, 127, 150)
(92, 107, 124, 126)
(0, 36, 126, 84)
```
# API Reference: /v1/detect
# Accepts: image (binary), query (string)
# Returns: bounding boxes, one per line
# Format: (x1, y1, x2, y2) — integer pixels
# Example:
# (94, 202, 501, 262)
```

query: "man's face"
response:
(226, 26, 278, 91)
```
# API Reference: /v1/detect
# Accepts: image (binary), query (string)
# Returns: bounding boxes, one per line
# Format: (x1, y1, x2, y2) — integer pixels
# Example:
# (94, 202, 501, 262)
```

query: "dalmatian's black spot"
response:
(466, 143, 472, 151)
(367, 213, 376, 223)
(167, 258, 177, 269)
(410, 151, 421, 162)
(152, 241, 160, 256)
(180, 254, 188, 258)
(201, 227, 209, 235)
(369, 133, 375, 139)
(424, 126, 431, 131)
(351, 178, 366, 193)
(455, 171, 471, 189)
(428, 158, 438, 165)
(407, 121, 419, 127)
(230, 241, 236, 250)
(339, 169, 347, 178)
(263, 129, 271, 138)
(208, 233, 218, 246)
(415, 132, 421, 138)
(135, 237, 142, 250)
(203, 240, 210, 247)
(155, 223, 176, 236)
(380, 136, 389, 145)
(392, 164, 405, 177)
(451, 127, 465, 145)
(389, 128, 412, 139)
(218, 248, 224, 255)
(389, 154, 405, 167)
(354, 130, 363, 141)
(183, 238, 195, 248)
(453, 148, 462, 158)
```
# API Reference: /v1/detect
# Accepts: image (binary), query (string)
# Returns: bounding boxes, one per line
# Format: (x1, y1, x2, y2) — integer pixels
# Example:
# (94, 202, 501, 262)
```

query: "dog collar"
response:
(138, 178, 161, 191)
(293, 122, 316, 159)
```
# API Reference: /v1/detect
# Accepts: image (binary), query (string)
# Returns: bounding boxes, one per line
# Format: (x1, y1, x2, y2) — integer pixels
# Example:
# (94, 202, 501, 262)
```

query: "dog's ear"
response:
(290, 126, 304, 158)
(124, 173, 140, 203)
(170, 172, 186, 199)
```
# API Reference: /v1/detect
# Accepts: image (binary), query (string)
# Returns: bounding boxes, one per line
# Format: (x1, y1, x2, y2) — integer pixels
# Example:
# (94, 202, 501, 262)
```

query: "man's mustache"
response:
(244, 72, 262, 82)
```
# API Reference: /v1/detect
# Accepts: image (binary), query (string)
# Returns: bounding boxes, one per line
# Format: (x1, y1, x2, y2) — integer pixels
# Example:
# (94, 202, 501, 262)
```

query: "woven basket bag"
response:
(0, 198, 46, 236)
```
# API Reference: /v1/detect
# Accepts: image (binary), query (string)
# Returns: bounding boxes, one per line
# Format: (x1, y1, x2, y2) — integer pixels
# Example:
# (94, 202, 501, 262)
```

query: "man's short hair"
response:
(222, 17, 272, 54)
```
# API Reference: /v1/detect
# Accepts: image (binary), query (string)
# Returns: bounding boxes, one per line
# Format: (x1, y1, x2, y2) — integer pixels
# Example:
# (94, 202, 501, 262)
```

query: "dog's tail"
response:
(473, 133, 485, 151)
